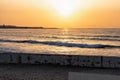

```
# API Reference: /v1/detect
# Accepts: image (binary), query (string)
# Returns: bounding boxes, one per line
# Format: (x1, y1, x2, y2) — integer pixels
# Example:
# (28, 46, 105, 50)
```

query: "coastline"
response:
(0, 25, 58, 29)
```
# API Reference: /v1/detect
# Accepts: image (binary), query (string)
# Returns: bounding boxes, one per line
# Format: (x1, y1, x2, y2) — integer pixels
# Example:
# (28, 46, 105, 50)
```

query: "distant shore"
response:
(0, 25, 58, 29)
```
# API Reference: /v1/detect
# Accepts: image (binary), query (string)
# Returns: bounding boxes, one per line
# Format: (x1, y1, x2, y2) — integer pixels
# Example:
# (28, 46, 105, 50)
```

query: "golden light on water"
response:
(61, 28, 70, 42)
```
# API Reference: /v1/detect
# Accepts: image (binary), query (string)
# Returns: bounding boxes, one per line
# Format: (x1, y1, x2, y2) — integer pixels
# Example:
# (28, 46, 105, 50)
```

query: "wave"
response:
(38, 36, 120, 41)
(66, 34, 120, 38)
(38, 41, 120, 48)
(0, 39, 120, 49)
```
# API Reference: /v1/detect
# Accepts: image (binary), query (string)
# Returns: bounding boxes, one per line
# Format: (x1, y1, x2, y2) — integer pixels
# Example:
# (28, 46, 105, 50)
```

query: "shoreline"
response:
(0, 53, 120, 80)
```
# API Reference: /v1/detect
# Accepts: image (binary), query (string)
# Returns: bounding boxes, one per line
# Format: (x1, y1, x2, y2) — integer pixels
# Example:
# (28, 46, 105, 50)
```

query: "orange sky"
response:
(0, 0, 120, 28)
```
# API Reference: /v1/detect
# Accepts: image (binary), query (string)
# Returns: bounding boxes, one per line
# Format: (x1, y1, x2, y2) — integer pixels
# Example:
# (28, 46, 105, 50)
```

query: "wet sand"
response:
(0, 64, 120, 80)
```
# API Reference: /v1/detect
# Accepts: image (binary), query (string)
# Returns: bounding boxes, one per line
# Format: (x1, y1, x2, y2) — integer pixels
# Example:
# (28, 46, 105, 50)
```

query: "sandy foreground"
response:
(0, 64, 120, 80)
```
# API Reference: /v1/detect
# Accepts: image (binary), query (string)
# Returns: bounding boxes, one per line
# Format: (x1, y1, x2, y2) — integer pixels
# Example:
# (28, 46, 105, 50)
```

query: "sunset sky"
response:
(0, 0, 120, 28)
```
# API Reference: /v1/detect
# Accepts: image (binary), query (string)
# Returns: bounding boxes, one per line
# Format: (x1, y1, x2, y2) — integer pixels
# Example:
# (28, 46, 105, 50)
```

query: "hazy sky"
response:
(0, 0, 120, 28)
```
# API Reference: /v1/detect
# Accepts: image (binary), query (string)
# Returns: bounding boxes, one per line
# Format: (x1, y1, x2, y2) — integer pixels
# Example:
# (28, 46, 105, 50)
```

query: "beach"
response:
(0, 64, 68, 80)
(0, 64, 120, 80)
(1, 0, 120, 79)
(0, 29, 120, 80)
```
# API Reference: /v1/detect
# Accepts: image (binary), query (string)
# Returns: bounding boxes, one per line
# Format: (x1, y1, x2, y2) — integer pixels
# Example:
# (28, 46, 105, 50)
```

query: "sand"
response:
(0, 64, 120, 80)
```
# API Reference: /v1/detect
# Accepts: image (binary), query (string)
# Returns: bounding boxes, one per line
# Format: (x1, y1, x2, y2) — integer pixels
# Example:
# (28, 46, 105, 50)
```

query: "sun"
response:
(51, 0, 81, 16)
(56, 4, 73, 16)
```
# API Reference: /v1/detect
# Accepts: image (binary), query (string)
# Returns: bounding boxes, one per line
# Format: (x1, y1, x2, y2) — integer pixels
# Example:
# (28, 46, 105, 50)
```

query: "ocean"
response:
(0, 28, 120, 56)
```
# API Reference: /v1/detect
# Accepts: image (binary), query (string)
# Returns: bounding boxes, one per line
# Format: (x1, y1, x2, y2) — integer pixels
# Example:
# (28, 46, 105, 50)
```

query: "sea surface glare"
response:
(0, 28, 120, 56)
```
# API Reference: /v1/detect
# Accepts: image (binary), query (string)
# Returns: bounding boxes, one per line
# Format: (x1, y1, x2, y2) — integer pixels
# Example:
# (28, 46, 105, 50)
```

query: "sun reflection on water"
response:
(61, 28, 70, 42)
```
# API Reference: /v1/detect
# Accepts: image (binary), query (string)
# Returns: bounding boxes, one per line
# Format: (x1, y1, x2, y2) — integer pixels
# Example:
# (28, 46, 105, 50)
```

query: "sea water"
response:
(0, 28, 120, 56)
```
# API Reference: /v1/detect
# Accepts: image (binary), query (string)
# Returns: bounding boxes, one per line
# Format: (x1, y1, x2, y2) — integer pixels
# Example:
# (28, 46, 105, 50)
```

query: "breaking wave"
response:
(0, 39, 120, 49)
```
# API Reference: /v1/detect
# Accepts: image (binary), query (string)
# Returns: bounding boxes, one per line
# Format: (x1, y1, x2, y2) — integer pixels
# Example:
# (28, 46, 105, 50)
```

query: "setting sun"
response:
(0, 0, 120, 28)
(51, 0, 80, 16)
(0, 1, 120, 80)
